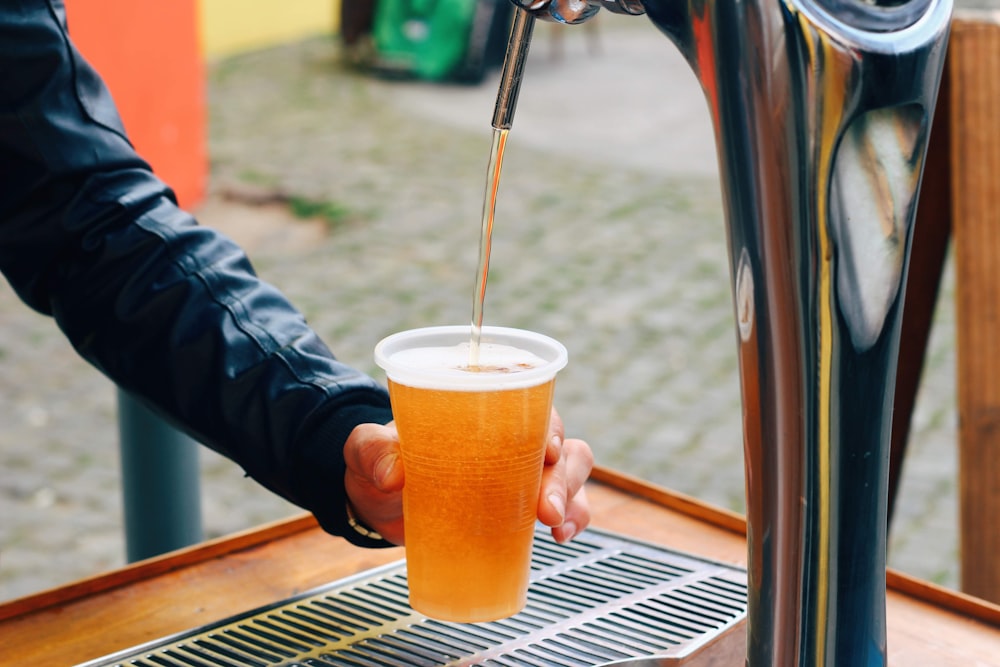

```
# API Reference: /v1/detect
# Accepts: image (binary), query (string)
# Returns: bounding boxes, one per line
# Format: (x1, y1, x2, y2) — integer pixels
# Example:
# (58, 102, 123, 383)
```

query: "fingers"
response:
(538, 436, 594, 543)
(343, 422, 405, 544)
(551, 484, 590, 544)
(545, 408, 565, 465)
(343, 422, 403, 493)
(341, 416, 592, 548)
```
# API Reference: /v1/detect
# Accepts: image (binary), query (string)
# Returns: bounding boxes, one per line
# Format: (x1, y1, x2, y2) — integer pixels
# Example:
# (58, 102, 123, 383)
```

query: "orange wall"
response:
(65, 1, 207, 209)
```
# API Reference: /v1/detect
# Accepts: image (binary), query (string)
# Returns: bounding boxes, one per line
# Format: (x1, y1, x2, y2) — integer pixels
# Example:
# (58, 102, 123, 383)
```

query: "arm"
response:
(0, 0, 393, 546)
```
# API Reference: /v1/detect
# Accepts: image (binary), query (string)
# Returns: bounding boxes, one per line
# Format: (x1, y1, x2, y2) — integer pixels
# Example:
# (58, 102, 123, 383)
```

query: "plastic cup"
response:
(374, 325, 568, 622)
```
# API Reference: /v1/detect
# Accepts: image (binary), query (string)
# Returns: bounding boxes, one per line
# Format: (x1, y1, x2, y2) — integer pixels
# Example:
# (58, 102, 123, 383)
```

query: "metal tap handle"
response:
(637, 1, 953, 664)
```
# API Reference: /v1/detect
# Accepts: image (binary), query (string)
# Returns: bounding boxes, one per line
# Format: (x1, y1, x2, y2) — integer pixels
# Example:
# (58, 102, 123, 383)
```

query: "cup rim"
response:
(374, 325, 568, 391)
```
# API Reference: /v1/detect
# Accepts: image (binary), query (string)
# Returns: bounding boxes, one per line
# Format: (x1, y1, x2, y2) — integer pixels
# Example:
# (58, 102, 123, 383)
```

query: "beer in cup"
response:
(374, 325, 568, 622)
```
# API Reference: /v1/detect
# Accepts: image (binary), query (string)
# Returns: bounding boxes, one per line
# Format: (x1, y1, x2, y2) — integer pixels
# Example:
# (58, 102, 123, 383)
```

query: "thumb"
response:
(343, 422, 406, 545)
(344, 422, 403, 493)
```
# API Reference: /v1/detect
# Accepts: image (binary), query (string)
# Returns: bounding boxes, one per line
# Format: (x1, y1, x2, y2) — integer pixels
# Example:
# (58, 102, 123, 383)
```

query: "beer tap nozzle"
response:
(492, 9, 536, 131)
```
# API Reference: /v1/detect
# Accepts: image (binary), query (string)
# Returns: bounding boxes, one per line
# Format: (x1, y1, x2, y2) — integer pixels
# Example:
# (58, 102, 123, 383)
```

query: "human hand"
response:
(342, 409, 593, 546)
(342, 422, 405, 545)
(536, 409, 593, 543)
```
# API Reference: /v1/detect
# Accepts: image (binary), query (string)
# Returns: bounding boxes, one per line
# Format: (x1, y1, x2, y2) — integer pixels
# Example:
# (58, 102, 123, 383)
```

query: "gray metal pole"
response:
(117, 388, 204, 562)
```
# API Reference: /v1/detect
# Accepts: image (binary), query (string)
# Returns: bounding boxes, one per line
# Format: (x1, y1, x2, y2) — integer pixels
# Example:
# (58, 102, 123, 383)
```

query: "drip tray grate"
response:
(80, 527, 748, 667)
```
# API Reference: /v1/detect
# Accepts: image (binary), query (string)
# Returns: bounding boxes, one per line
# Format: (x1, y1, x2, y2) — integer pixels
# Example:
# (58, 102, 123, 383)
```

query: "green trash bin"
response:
(371, 0, 512, 83)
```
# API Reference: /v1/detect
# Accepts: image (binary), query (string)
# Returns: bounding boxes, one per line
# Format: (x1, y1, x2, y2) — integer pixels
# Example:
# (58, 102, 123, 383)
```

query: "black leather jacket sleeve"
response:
(0, 0, 394, 546)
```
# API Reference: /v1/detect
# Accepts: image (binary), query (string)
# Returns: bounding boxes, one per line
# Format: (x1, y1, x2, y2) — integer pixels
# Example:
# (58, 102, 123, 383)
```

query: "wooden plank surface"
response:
(2, 470, 1000, 666)
(951, 13, 1000, 605)
(0, 515, 405, 665)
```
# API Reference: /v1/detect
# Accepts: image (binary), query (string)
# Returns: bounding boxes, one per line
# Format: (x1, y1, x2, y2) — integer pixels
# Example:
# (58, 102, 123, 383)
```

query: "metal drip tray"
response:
(80, 527, 748, 667)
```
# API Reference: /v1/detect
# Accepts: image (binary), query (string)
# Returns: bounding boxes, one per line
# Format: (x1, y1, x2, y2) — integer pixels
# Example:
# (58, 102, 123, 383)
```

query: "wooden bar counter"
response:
(3, 467, 999, 666)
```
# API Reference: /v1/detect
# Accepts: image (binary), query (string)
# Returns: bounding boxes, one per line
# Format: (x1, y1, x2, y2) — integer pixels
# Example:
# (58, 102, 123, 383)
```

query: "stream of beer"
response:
(469, 126, 509, 367)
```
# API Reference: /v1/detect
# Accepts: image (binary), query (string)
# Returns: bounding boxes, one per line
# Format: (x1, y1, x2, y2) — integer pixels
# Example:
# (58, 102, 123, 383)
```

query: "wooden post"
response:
(951, 13, 1000, 605)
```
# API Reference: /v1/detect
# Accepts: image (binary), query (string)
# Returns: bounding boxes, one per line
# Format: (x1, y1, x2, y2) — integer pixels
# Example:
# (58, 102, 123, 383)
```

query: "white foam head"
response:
(375, 326, 568, 391)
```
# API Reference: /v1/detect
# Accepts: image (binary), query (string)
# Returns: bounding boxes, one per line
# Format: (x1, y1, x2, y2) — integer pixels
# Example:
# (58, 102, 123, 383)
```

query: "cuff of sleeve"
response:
(291, 390, 396, 548)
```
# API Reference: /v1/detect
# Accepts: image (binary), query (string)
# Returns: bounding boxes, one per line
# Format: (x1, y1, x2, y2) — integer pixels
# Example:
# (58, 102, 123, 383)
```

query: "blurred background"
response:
(0, 0, 980, 603)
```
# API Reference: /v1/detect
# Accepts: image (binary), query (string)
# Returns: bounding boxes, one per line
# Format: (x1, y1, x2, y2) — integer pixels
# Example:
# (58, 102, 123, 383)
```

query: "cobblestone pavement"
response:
(0, 14, 962, 603)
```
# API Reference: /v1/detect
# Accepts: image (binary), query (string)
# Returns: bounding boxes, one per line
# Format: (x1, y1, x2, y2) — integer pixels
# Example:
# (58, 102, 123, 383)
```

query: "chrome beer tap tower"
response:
(501, 0, 953, 664)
